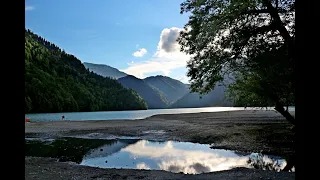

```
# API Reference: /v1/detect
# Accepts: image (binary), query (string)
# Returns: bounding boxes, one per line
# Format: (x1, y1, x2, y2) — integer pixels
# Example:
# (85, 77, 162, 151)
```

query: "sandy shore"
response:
(25, 110, 295, 179)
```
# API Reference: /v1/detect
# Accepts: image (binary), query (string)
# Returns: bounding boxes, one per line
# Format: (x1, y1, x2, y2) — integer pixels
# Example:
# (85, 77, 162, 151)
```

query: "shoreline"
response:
(25, 110, 295, 156)
(25, 107, 295, 122)
(25, 110, 295, 180)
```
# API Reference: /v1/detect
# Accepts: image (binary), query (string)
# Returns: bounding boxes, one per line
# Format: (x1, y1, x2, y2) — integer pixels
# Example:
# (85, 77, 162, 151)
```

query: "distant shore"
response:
(25, 110, 295, 180)
(24, 106, 295, 121)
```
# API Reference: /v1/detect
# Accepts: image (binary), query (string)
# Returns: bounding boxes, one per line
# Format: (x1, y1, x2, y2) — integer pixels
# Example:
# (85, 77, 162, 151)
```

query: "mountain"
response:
(117, 75, 169, 109)
(144, 75, 190, 104)
(169, 83, 233, 108)
(83, 62, 127, 79)
(83, 139, 139, 159)
(25, 29, 147, 113)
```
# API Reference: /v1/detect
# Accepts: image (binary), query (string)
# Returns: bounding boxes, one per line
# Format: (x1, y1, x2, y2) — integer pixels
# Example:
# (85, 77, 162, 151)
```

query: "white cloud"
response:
(25, 5, 34, 11)
(132, 48, 147, 57)
(157, 27, 181, 53)
(122, 27, 191, 79)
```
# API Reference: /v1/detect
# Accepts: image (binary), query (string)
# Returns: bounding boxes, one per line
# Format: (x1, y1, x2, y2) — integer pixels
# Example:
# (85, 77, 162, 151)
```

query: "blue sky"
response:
(25, 0, 191, 83)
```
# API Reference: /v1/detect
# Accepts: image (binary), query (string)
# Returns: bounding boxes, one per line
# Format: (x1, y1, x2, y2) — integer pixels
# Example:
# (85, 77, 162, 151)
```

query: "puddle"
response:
(81, 140, 288, 174)
(25, 137, 118, 163)
(25, 137, 291, 174)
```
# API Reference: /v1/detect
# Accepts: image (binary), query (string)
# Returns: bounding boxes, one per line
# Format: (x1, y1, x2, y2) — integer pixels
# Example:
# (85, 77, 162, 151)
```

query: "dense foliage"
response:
(25, 29, 147, 113)
(178, 0, 295, 123)
(226, 45, 294, 108)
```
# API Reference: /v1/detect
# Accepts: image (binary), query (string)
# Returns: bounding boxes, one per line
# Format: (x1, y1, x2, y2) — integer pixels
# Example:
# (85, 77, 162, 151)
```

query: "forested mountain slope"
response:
(25, 29, 147, 113)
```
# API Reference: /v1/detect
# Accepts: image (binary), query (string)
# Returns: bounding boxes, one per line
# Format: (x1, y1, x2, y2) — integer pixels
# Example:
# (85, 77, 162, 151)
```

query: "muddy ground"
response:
(25, 110, 295, 180)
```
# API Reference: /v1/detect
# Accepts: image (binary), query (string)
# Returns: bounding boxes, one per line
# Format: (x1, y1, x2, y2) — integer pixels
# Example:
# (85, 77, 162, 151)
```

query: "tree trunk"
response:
(274, 102, 295, 172)
(282, 155, 295, 172)
(274, 102, 295, 125)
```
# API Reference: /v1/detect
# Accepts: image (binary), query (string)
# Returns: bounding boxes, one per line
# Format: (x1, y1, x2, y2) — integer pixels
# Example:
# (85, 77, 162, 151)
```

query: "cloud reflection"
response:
(81, 140, 287, 174)
(122, 140, 250, 174)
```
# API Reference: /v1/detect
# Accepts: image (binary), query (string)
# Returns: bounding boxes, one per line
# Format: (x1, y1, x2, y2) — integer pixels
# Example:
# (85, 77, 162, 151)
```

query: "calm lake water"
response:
(25, 107, 295, 122)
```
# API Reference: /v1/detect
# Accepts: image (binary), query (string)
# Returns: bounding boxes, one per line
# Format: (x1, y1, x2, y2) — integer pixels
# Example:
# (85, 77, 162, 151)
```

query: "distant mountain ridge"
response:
(83, 62, 128, 79)
(117, 75, 169, 109)
(144, 75, 189, 104)
(83, 62, 233, 109)
(169, 84, 233, 108)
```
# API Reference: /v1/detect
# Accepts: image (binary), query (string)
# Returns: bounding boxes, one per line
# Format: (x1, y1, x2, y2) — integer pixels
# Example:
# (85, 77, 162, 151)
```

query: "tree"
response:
(25, 29, 148, 113)
(178, 0, 295, 124)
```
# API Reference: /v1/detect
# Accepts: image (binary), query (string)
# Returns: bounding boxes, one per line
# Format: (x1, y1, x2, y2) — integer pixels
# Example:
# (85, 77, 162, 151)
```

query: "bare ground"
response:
(25, 110, 295, 180)
(25, 156, 295, 180)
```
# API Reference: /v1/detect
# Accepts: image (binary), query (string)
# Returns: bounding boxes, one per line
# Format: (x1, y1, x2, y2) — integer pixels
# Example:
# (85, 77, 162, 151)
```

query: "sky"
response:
(25, 0, 192, 83)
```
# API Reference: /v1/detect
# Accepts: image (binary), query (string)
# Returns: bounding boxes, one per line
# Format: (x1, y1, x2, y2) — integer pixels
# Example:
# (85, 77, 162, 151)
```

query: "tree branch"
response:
(253, 24, 278, 34)
(245, 9, 270, 15)
(262, 0, 293, 45)
(243, 8, 286, 16)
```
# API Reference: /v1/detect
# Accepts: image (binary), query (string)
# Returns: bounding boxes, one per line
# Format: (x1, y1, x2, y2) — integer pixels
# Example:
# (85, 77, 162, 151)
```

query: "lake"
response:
(25, 106, 295, 122)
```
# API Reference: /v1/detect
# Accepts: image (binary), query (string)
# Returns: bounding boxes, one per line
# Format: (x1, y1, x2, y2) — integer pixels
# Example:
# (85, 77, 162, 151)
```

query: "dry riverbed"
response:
(25, 110, 295, 180)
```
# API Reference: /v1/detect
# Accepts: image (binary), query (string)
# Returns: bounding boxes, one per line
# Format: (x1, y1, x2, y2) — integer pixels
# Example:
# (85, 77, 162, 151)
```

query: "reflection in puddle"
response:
(80, 140, 288, 174)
